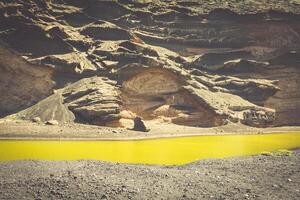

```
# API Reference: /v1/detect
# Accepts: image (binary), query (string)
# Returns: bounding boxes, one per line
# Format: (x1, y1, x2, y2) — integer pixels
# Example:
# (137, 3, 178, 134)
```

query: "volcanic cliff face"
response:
(0, 0, 300, 128)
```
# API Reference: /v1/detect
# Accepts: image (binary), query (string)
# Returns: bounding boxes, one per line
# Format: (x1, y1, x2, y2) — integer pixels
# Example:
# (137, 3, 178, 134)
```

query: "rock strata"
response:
(1, 0, 300, 128)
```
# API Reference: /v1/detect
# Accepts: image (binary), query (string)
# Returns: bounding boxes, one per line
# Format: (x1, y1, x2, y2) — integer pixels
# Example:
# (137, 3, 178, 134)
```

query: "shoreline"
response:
(1, 130, 300, 141)
(1, 120, 300, 141)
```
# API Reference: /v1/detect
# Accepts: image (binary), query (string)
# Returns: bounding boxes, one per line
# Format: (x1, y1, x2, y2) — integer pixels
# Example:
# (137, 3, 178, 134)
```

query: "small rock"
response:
(32, 117, 41, 123)
(287, 178, 292, 182)
(261, 151, 272, 156)
(50, 190, 56, 195)
(46, 120, 59, 125)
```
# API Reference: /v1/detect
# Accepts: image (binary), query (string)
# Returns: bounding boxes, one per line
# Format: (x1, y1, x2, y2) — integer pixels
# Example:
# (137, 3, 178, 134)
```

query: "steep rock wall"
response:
(0, 44, 54, 117)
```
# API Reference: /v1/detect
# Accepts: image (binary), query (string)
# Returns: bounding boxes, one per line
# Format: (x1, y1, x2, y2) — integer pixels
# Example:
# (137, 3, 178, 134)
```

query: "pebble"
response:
(32, 117, 41, 123)
(45, 120, 59, 125)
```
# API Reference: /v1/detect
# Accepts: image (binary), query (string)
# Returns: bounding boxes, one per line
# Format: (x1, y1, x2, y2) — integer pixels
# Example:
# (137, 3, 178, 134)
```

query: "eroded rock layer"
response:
(1, 0, 300, 128)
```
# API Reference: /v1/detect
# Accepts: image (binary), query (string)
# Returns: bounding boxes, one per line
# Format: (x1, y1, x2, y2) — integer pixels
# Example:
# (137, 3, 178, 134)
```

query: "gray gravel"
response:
(0, 152, 300, 200)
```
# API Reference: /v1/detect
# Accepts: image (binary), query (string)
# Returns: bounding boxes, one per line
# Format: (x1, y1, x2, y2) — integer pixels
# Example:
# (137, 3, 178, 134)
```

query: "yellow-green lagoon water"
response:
(1, 132, 300, 165)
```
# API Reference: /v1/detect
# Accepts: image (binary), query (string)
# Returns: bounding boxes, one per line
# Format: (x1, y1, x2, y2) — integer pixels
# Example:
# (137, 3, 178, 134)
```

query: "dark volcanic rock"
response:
(80, 22, 133, 41)
(133, 116, 149, 132)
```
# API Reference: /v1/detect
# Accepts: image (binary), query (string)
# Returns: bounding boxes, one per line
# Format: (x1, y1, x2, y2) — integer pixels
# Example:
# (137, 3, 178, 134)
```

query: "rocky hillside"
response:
(0, 0, 300, 128)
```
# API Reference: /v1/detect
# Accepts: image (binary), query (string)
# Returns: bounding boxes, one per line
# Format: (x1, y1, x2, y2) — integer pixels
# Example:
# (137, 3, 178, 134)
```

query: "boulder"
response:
(133, 117, 150, 132)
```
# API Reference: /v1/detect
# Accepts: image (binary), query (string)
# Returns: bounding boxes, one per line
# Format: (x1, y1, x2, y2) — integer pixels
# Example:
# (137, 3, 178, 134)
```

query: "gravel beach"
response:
(0, 151, 299, 200)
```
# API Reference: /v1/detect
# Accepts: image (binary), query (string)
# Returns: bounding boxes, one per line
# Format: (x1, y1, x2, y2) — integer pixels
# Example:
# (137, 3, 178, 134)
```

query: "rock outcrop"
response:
(7, 76, 121, 125)
(1, 0, 300, 128)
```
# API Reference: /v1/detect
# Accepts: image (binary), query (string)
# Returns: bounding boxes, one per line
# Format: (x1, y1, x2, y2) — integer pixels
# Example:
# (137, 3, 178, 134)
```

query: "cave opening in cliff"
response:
(107, 68, 221, 128)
